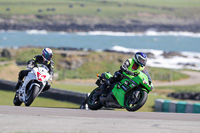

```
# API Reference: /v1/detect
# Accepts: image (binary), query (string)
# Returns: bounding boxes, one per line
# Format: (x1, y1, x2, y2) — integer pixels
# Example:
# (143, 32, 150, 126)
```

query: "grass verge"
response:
(0, 90, 79, 108)
(0, 0, 200, 21)
(156, 84, 200, 92)
(1, 82, 200, 112)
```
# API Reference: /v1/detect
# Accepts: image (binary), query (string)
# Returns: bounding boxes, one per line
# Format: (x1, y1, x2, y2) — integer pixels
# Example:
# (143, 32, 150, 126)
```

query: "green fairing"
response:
(112, 71, 152, 107)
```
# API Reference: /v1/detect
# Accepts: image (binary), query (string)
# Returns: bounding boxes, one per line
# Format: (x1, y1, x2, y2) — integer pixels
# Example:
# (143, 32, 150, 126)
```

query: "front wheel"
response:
(13, 91, 22, 106)
(124, 88, 148, 112)
(87, 87, 103, 110)
(24, 85, 40, 106)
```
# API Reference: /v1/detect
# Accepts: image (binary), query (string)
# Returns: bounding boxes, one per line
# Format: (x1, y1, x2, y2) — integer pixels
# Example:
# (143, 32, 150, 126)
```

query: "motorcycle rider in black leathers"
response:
(14, 48, 54, 92)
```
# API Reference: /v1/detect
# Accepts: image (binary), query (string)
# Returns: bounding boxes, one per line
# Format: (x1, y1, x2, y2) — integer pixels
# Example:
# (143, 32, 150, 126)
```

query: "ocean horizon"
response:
(0, 30, 200, 70)
(0, 30, 200, 52)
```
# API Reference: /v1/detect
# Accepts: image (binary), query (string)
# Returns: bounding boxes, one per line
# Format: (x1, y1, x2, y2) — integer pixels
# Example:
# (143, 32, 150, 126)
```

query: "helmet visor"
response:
(138, 56, 147, 66)
(42, 52, 52, 61)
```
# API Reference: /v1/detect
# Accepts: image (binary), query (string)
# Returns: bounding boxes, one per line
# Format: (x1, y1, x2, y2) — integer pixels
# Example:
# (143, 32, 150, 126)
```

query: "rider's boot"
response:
(101, 80, 112, 96)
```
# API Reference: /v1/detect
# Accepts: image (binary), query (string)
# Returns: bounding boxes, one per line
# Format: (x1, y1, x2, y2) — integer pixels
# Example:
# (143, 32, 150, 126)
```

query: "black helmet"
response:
(134, 52, 147, 67)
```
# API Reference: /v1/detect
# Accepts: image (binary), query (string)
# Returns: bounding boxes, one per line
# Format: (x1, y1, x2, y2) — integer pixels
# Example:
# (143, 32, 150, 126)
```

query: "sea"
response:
(0, 30, 200, 70)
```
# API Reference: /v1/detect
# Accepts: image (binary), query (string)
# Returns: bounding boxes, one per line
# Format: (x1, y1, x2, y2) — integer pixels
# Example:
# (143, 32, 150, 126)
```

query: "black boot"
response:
(14, 81, 22, 90)
(101, 80, 111, 96)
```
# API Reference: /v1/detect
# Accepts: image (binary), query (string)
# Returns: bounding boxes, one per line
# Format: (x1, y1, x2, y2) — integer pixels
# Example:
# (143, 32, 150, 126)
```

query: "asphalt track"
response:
(0, 105, 200, 133)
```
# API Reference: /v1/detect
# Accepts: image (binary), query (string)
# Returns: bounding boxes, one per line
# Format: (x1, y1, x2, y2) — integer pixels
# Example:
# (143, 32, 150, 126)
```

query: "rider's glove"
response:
(126, 71, 134, 76)
(26, 65, 33, 70)
(126, 71, 139, 76)
(113, 71, 123, 81)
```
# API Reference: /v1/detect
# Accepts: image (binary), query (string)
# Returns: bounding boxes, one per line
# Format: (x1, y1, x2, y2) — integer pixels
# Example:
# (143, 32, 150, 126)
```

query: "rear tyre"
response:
(87, 87, 103, 110)
(13, 91, 22, 106)
(24, 85, 40, 106)
(124, 88, 148, 112)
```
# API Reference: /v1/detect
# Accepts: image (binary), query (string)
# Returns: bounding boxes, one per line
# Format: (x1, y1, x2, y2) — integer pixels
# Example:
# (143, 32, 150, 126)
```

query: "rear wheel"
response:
(24, 85, 40, 106)
(13, 91, 22, 106)
(124, 88, 148, 112)
(87, 87, 103, 110)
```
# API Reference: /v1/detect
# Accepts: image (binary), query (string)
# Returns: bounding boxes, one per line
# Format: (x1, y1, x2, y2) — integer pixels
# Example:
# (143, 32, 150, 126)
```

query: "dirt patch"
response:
(0, 62, 20, 81)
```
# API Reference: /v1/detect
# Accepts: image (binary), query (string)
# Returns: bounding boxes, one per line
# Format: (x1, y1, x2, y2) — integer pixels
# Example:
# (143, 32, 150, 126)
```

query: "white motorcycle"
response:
(13, 64, 52, 106)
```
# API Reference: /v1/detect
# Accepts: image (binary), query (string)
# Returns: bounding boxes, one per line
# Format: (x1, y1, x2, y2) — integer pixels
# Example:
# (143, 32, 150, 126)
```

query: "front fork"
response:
(132, 91, 140, 99)
(129, 88, 141, 104)
(19, 85, 25, 102)
(18, 75, 31, 102)
(18, 81, 42, 102)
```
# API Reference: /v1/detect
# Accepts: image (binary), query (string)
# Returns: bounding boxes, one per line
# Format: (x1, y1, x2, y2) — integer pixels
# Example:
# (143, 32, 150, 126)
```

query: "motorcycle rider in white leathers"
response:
(14, 48, 54, 92)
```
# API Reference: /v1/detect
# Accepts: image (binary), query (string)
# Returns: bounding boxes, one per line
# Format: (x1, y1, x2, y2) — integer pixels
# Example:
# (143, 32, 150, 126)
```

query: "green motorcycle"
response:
(87, 71, 153, 111)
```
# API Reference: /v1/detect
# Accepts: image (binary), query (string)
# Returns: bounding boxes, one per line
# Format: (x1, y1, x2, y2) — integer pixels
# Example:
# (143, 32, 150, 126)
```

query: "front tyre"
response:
(87, 87, 103, 110)
(124, 88, 148, 112)
(24, 85, 40, 106)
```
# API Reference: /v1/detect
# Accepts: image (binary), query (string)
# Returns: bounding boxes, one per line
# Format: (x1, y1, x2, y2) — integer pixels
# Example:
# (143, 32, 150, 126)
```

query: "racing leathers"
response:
(120, 58, 153, 90)
(15, 55, 54, 91)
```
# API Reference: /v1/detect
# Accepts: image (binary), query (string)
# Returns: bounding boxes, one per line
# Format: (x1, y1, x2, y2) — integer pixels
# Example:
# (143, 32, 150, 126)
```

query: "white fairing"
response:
(19, 65, 50, 102)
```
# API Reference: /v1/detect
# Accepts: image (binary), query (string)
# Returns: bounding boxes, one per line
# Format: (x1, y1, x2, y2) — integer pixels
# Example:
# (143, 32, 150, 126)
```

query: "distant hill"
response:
(0, 47, 189, 81)
(0, 0, 200, 32)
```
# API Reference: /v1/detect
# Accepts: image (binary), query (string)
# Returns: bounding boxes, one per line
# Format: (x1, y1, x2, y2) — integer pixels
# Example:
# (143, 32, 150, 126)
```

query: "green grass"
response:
(16, 48, 42, 63)
(0, 0, 199, 21)
(0, 57, 12, 61)
(10, 48, 189, 81)
(156, 84, 200, 92)
(148, 67, 189, 81)
(56, 66, 189, 81)
(0, 90, 79, 108)
(0, 86, 171, 112)
(63, 61, 121, 79)
(11, 47, 189, 82)
(52, 82, 200, 112)
(52, 51, 189, 81)
(12, 48, 190, 82)
(52, 83, 95, 93)
(1, 82, 200, 112)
